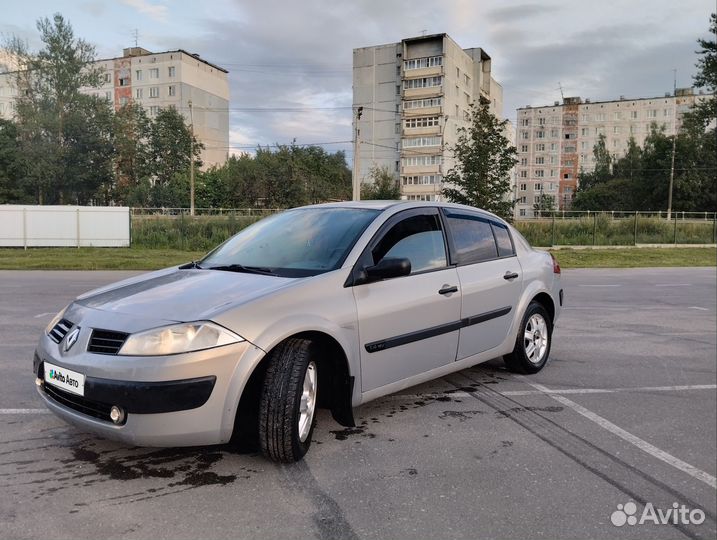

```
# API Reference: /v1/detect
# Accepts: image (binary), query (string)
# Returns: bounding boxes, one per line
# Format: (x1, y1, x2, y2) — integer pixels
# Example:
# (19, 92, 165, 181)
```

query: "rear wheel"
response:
(504, 301, 552, 374)
(258, 338, 318, 462)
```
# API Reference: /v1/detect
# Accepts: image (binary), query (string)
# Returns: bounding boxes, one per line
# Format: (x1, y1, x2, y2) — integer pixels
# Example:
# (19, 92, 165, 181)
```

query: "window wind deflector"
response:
(178, 261, 203, 269)
(206, 263, 277, 276)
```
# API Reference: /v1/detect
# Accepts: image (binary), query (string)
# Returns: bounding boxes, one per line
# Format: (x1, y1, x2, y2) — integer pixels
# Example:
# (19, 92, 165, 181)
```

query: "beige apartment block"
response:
(0, 47, 229, 168)
(514, 89, 712, 218)
(353, 33, 505, 201)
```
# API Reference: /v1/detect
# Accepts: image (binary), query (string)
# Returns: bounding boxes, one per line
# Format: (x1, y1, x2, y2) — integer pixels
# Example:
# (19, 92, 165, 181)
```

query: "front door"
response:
(352, 208, 461, 392)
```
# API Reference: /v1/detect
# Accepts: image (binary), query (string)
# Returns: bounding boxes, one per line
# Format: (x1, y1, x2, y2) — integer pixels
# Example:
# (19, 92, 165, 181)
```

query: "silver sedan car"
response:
(34, 201, 563, 462)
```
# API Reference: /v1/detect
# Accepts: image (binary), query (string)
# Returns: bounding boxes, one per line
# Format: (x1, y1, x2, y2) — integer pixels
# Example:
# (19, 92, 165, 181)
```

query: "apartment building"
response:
(353, 33, 504, 201)
(514, 89, 712, 218)
(0, 47, 229, 168)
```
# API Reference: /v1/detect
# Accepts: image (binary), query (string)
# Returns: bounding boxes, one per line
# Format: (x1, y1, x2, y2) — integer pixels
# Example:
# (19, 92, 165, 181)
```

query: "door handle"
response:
(503, 271, 519, 280)
(438, 285, 458, 295)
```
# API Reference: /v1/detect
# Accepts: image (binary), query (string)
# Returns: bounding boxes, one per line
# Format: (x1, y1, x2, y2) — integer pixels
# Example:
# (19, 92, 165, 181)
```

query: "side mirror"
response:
(364, 257, 411, 282)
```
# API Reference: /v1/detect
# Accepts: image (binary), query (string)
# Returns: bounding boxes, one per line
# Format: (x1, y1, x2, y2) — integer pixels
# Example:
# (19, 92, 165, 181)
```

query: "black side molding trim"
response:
(365, 306, 512, 353)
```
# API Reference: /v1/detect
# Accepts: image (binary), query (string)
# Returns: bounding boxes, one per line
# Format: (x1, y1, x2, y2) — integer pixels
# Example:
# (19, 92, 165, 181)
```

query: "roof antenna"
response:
(132, 28, 139, 47)
(558, 81, 565, 101)
(420, 29, 427, 36)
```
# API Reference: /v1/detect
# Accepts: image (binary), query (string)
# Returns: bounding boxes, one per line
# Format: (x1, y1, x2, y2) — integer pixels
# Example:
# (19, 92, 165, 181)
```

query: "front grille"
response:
(88, 329, 129, 355)
(48, 319, 73, 344)
(43, 383, 114, 422)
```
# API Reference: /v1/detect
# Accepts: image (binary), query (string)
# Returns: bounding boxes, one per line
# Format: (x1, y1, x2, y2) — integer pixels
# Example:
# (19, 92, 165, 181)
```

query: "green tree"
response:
(576, 134, 612, 192)
(146, 107, 202, 207)
(0, 119, 27, 203)
(441, 102, 517, 219)
(8, 13, 105, 204)
(688, 13, 716, 127)
(113, 103, 152, 205)
(360, 165, 400, 200)
(532, 193, 556, 216)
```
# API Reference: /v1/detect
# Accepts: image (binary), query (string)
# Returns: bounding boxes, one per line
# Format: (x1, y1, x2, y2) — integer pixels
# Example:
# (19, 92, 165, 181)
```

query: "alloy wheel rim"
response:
(298, 362, 318, 443)
(524, 314, 548, 364)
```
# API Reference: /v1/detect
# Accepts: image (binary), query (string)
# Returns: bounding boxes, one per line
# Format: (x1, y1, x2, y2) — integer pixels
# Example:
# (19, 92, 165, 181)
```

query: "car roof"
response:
(300, 200, 506, 223)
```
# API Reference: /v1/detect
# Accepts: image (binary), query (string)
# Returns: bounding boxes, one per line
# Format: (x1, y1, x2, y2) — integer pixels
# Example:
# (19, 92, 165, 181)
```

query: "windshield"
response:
(200, 207, 380, 277)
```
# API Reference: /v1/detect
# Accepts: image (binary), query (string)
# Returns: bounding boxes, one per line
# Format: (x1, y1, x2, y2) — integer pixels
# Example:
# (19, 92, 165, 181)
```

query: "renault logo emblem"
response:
(64, 327, 81, 352)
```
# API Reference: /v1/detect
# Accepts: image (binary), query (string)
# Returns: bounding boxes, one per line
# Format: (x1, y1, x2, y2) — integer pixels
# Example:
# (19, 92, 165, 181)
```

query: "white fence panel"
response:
(0, 205, 130, 247)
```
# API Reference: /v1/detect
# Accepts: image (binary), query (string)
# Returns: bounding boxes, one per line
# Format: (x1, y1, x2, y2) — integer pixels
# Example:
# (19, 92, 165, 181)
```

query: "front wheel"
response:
(258, 338, 319, 462)
(504, 301, 552, 374)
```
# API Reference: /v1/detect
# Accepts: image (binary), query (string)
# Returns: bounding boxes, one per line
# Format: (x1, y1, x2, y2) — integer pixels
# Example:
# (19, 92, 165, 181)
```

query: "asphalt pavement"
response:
(0, 267, 715, 540)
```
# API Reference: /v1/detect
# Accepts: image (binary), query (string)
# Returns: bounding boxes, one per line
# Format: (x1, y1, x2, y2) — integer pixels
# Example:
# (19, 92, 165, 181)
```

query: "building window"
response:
(534, 183, 542, 191)
(168, 85, 176, 97)
(395, 122, 400, 134)
(149, 106, 159, 116)
(403, 76, 442, 89)
(535, 156, 544, 165)
(403, 56, 443, 70)
(520, 158, 528, 166)
(519, 209, 526, 217)
(105, 91, 112, 100)
(464, 74, 470, 85)
(550, 155, 558, 164)
(404, 116, 441, 128)
(613, 112, 621, 120)
(549, 143, 558, 151)
(149, 87, 159, 98)
(538, 117, 546, 125)
(581, 113, 589, 121)
(396, 85, 401, 95)
(631, 111, 638, 119)
(404, 97, 442, 109)
(149, 68, 159, 79)
(104, 73, 112, 83)
(520, 171, 528, 178)
(402, 136, 441, 147)
(536, 131, 545, 139)
(613, 126, 620, 134)
(402, 155, 442, 166)
(119, 96, 128, 106)
(581, 128, 589, 136)
(118, 77, 129, 86)
(402, 174, 440, 185)
(135, 70, 142, 81)
(168, 66, 176, 77)
(595, 113, 606, 121)
(521, 145, 528, 152)
(136, 88, 143, 99)
(563, 173, 572, 179)
(647, 109, 657, 118)
(535, 143, 545, 151)
(520, 183, 527, 191)
(535, 170, 544, 178)
(550, 129, 559, 138)
(550, 169, 557, 177)
(521, 131, 529, 140)
(520, 118, 530, 126)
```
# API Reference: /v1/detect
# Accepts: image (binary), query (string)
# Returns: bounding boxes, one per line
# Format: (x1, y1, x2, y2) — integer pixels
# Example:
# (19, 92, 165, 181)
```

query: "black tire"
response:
(503, 301, 553, 374)
(258, 338, 318, 463)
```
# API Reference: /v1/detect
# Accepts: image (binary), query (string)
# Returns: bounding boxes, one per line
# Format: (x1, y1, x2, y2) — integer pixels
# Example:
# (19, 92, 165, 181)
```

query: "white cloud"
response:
(121, 0, 168, 22)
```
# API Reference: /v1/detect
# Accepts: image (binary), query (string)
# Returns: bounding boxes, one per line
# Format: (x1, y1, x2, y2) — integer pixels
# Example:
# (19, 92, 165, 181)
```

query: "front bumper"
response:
(34, 335, 254, 447)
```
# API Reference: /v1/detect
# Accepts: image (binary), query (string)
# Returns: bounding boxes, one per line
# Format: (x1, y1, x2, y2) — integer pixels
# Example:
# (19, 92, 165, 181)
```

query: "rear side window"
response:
(372, 214, 447, 274)
(444, 211, 497, 264)
(492, 223, 515, 257)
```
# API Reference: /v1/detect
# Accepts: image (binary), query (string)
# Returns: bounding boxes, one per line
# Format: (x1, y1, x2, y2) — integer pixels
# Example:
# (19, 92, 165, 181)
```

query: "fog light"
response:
(35, 378, 43, 387)
(110, 406, 125, 425)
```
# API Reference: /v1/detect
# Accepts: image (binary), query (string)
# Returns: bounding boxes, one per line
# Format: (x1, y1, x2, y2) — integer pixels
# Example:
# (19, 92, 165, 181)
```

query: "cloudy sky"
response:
(2, 0, 713, 160)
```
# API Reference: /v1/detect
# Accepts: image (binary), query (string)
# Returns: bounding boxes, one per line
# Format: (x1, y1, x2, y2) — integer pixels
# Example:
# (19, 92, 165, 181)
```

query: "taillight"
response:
(550, 253, 561, 274)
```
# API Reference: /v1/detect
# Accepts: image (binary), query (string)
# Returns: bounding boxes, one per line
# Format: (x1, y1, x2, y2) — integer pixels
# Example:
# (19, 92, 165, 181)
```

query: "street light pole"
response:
(188, 99, 195, 217)
(352, 106, 363, 201)
(667, 69, 677, 220)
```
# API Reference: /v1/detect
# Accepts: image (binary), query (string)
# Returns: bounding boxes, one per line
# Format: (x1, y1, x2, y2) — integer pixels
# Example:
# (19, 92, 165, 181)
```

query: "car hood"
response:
(74, 268, 296, 323)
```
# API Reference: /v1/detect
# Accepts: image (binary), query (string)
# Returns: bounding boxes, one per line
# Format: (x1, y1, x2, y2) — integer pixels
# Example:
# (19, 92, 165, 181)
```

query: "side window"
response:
(492, 224, 515, 257)
(372, 214, 447, 274)
(445, 211, 498, 264)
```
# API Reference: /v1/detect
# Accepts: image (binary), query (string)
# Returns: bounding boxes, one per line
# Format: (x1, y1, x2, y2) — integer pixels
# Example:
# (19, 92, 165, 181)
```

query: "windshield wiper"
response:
(206, 263, 277, 276)
(178, 261, 203, 269)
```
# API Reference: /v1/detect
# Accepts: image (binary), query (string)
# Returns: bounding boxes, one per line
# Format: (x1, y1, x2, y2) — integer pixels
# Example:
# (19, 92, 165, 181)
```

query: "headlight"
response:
(118, 322, 244, 356)
(45, 305, 69, 335)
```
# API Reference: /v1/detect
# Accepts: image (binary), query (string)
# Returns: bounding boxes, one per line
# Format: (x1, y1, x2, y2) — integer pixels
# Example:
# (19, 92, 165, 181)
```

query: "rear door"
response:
(352, 208, 461, 392)
(442, 208, 523, 360)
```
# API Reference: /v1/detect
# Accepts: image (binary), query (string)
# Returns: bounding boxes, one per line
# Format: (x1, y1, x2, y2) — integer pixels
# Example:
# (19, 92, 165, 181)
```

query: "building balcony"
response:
(402, 125, 442, 137)
(401, 184, 442, 195)
(402, 105, 443, 117)
(401, 163, 441, 175)
(402, 65, 443, 79)
(402, 85, 443, 100)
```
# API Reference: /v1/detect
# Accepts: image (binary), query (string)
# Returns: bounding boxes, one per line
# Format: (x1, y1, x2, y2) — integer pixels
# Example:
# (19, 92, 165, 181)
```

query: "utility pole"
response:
(352, 106, 363, 201)
(188, 100, 195, 216)
(667, 69, 676, 220)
